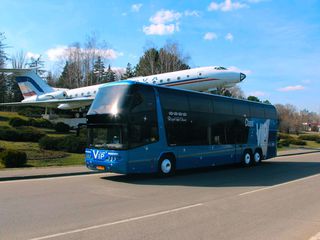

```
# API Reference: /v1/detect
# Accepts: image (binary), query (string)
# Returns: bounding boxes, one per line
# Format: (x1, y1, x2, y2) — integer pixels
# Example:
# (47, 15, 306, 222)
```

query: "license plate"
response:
(96, 165, 105, 171)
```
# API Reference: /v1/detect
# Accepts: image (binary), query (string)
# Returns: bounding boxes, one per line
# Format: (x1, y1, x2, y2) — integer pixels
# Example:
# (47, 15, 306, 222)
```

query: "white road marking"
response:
(29, 203, 203, 240)
(0, 173, 106, 184)
(239, 173, 320, 196)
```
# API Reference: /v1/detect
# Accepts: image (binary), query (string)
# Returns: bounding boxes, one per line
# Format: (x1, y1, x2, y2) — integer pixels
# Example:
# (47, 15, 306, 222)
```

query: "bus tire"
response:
(158, 155, 175, 176)
(242, 150, 253, 167)
(253, 149, 262, 165)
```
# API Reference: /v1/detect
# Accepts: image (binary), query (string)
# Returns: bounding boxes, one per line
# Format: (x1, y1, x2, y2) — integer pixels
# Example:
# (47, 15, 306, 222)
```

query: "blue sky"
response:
(1, 0, 320, 112)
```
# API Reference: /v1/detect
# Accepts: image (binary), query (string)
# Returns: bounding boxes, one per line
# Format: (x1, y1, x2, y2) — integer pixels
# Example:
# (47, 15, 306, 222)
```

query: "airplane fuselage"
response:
(3, 66, 246, 110)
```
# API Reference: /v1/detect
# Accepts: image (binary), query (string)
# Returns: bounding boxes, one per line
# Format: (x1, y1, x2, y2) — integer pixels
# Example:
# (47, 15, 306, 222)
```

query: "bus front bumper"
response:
(85, 148, 127, 174)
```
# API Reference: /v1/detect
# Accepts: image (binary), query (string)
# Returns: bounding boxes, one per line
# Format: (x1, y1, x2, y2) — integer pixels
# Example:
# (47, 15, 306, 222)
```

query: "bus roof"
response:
(99, 80, 276, 110)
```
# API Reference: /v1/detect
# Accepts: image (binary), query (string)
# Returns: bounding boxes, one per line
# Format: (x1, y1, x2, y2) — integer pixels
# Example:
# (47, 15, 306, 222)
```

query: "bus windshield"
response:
(87, 83, 159, 150)
(88, 125, 127, 150)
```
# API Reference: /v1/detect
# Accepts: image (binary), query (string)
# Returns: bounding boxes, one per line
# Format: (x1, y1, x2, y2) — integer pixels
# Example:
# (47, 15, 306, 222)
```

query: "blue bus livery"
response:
(85, 81, 277, 175)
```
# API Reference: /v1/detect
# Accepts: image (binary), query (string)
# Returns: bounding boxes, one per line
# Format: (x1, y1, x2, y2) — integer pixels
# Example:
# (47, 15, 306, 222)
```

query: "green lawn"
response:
(0, 111, 84, 169)
(0, 140, 84, 169)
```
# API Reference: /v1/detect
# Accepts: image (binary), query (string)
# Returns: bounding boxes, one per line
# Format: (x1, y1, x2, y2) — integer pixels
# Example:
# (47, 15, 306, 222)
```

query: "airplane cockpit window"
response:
(214, 66, 227, 70)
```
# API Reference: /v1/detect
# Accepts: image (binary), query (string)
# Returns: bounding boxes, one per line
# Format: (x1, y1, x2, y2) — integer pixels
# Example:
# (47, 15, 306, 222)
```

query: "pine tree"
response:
(93, 56, 105, 84)
(57, 61, 71, 88)
(104, 65, 116, 83)
(122, 63, 135, 79)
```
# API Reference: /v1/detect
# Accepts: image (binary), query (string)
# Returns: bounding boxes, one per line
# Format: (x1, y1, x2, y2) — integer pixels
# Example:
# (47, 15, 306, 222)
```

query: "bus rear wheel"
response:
(158, 156, 175, 176)
(242, 150, 253, 167)
(253, 150, 262, 165)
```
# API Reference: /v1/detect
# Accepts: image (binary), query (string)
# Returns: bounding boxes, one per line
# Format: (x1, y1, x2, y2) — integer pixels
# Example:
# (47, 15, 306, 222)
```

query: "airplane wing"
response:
(0, 97, 94, 108)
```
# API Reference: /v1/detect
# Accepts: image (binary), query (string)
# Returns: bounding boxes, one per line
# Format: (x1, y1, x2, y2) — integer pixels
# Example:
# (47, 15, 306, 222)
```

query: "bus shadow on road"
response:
(101, 160, 320, 187)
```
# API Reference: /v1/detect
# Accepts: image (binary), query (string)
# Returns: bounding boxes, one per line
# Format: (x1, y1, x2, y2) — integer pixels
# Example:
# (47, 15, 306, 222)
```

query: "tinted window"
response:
(250, 104, 265, 118)
(189, 94, 213, 113)
(233, 101, 250, 117)
(265, 106, 277, 119)
(213, 99, 233, 115)
(158, 88, 189, 111)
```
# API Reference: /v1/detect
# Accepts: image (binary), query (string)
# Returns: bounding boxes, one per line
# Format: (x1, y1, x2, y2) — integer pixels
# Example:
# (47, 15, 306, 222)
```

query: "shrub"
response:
(0, 150, 27, 168)
(0, 126, 46, 142)
(59, 135, 86, 153)
(39, 136, 62, 150)
(54, 122, 70, 133)
(278, 132, 294, 140)
(290, 139, 307, 146)
(0, 127, 21, 141)
(39, 135, 86, 153)
(9, 117, 28, 127)
(17, 107, 44, 117)
(28, 118, 53, 129)
(280, 139, 290, 147)
(17, 126, 46, 142)
(298, 134, 320, 142)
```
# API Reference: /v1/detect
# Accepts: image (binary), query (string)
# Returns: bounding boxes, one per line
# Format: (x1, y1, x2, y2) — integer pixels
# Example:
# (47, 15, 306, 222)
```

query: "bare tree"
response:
(11, 50, 26, 69)
(275, 104, 301, 134)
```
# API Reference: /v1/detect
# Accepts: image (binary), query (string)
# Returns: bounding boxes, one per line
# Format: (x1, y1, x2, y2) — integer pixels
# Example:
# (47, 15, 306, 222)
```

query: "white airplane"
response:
(0, 66, 246, 110)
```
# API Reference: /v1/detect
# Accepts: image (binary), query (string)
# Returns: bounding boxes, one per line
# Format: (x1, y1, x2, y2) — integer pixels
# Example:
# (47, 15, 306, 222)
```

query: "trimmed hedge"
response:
(54, 122, 70, 133)
(0, 150, 27, 168)
(9, 117, 53, 129)
(278, 132, 294, 141)
(298, 134, 320, 142)
(279, 138, 307, 147)
(9, 117, 28, 127)
(0, 126, 46, 142)
(39, 135, 86, 153)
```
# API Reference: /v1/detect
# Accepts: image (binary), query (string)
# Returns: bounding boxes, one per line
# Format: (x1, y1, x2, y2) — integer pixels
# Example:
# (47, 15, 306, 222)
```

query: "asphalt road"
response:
(1, 153, 320, 240)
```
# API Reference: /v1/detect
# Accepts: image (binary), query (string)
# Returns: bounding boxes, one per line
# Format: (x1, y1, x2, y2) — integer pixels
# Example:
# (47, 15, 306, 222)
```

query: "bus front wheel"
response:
(158, 156, 175, 176)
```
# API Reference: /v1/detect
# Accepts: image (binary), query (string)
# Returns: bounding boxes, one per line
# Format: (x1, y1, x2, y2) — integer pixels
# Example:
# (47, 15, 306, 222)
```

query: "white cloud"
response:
(143, 10, 181, 35)
(26, 52, 41, 59)
(143, 23, 177, 35)
(131, 3, 142, 12)
(208, 0, 248, 12)
(249, 91, 266, 97)
(110, 67, 126, 79)
(184, 10, 200, 17)
(204, 32, 218, 40)
(225, 32, 234, 41)
(45, 46, 123, 61)
(302, 79, 311, 84)
(277, 85, 305, 92)
(150, 10, 182, 24)
(46, 46, 67, 61)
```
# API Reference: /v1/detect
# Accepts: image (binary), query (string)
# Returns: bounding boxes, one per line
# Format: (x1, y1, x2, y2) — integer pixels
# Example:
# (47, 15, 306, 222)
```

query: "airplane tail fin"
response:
(0, 69, 54, 99)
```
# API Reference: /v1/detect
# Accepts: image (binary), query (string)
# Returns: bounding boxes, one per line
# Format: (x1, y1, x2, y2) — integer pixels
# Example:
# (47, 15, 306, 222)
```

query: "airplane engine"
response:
(37, 90, 67, 100)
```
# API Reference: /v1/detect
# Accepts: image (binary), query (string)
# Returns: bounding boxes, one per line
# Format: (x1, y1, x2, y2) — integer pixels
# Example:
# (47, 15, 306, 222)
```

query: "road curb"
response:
(277, 150, 320, 157)
(0, 170, 101, 182)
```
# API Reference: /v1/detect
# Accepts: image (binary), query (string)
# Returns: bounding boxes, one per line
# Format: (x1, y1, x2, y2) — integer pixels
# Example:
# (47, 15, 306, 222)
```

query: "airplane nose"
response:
(240, 73, 246, 81)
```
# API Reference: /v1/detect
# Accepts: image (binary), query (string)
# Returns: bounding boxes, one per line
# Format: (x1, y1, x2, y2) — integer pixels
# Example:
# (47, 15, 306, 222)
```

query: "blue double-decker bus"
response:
(85, 81, 277, 175)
